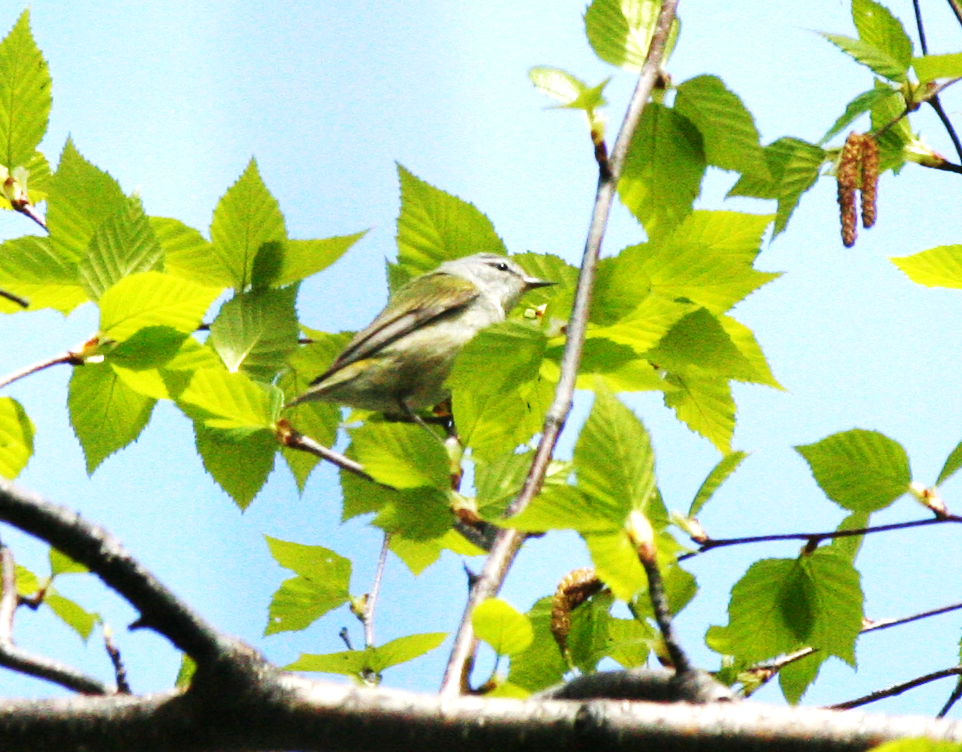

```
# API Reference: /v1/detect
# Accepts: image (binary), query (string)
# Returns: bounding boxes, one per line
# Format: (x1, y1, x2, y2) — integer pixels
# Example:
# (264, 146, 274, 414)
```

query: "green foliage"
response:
(584, 0, 679, 71)
(472, 598, 534, 657)
(285, 632, 447, 679)
(0, 396, 32, 479)
(265, 537, 352, 635)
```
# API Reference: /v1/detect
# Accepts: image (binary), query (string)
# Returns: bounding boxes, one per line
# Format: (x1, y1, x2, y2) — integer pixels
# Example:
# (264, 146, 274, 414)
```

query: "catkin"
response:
(860, 135, 879, 229)
(550, 568, 603, 656)
(837, 132, 862, 248)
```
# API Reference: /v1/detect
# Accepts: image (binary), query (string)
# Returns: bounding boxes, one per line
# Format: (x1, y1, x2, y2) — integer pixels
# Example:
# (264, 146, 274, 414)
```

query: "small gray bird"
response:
(287, 253, 554, 415)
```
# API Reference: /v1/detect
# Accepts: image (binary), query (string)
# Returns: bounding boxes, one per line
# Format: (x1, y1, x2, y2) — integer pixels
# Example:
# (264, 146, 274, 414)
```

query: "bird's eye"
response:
(495, 262, 510, 272)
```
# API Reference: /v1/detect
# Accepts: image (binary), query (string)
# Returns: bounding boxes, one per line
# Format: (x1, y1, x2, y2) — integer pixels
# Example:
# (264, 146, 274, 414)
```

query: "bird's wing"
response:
(311, 272, 479, 384)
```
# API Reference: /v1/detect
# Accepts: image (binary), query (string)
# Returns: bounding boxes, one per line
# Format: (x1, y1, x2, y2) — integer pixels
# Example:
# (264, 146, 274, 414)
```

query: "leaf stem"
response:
(0, 351, 80, 392)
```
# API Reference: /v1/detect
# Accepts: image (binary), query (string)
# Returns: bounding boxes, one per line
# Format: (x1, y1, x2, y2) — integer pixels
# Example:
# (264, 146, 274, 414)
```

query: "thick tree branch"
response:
(440, 0, 680, 697)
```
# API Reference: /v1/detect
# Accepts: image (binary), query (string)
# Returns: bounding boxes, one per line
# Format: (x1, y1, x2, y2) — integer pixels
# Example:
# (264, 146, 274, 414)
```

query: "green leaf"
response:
(0, 397, 33, 479)
(870, 81, 913, 173)
(46, 139, 127, 264)
(914, 52, 962, 84)
(689, 451, 748, 517)
(107, 327, 190, 371)
(779, 652, 828, 705)
(851, 0, 913, 74)
(728, 138, 825, 236)
(830, 510, 871, 562)
(286, 633, 446, 676)
(821, 88, 899, 144)
(209, 158, 287, 290)
(648, 308, 755, 380)
(472, 598, 534, 657)
(674, 75, 768, 178)
(99, 271, 220, 341)
(722, 548, 863, 664)
(389, 528, 484, 576)
(264, 537, 351, 635)
(348, 423, 449, 490)
(795, 429, 911, 512)
(936, 440, 962, 487)
(0, 236, 85, 314)
(0, 10, 51, 169)
(507, 598, 569, 693)
(395, 164, 506, 277)
(575, 392, 657, 525)
(49, 548, 87, 576)
(584, 0, 679, 71)
(45, 592, 98, 641)
(78, 195, 164, 300)
(584, 531, 647, 602)
(475, 451, 538, 519)
(69, 362, 155, 473)
(588, 292, 693, 354)
(151, 216, 222, 287)
(606, 616, 656, 668)
(272, 233, 366, 288)
(14, 564, 38, 596)
(177, 368, 279, 432)
(663, 369, 735, 452)
(822, 33, 908, 82)
(890, 245, 962, 289)
(209, 285, 299, 382)
(553, 339, 667, 394)
(195, 424, 276, 509)
(372, 486, 453, 541)
(870, 741, 962, 752)
(620, 211, 776, 315)
(449, 322, 548, 458)
(718, 315, 782, 389)
(619, 104, 705, 238)
(528, 66, 609, 112)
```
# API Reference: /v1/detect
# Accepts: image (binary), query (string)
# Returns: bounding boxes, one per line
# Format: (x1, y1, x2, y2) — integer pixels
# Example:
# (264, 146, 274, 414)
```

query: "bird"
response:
(287, 252, 554, 416)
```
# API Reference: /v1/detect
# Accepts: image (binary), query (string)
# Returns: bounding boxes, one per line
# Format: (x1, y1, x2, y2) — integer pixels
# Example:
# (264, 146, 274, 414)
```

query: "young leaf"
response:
(851, 0, 913, 74)
(647, 308, 755, 380)
(389, 528, 484, 576)
(575, 392, 657, 523)
(795, 429, 911, 512)
(45, 592, 98, 642)
(507, 598, 569, 693)
(372, 486, 453, 541)
(272, 233, 367, 288)
(914, 52, 962, 84)
(821, 33, 908, 82)
(78, 195, 164, 300)
(0, 236, 85, 314)
(779, 651, 828, 705)
(151, 216, 222, 287)
(177, 368, 279, 431)
(99, 271, 220, 341)
(721, 548, 863, 664)
(0, 397, 33, 479)
(472, 598, 534, 657)
(932, 439, 962, 489)
(619, 104, 705, 238)
(49, 548, 87, 576)
(264, 537, 351, 635)
(584, 531, 647, 602)
(584, 0, 679, 71)
(821, 88, 899, 144)
(528, 66, 608, 113)
(285, 633, 447, 676)
(195, 424, 276, 509)
(209, 285, 299, 382)
(890, 245, 962, 289)
(348, 423, 449, 490)
(718, 315, 782, 389)
(0, 10, 51, 170)
(209, 158, 287, 290)
(663, 370, 735, 453)
(674, 75, 768, 178)
(107, 327, 190, 371)
(395, 164, 506, 276)
(46, 139, 127, 263)
(68, 362, 156, 474)
(688, 451, 748, 517)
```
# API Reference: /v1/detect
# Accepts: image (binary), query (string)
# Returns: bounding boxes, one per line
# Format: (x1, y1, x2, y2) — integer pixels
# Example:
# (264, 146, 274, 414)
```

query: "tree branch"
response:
(439, 0, 680, 697)
(830, 667, 962, 711)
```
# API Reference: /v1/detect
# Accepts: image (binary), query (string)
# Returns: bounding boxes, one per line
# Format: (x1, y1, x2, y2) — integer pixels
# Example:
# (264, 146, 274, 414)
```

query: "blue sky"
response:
(1, 1, 961, 713)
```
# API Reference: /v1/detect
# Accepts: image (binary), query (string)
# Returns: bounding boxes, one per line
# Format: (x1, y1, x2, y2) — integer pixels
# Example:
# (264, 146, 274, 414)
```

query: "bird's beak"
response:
(523, 276, 556, 290)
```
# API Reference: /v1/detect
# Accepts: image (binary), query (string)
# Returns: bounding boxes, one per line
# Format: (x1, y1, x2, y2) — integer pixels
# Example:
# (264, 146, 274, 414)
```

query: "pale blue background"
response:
(0, 0, 961, 715)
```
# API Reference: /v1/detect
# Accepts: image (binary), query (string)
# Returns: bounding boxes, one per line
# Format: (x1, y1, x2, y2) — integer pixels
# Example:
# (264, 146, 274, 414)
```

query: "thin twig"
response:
(0, 352, 80, 392)
(940, 679, 962, 717)
(0, 288, 28, 309)
(439, 0, 680, 697)
(277, 421, 374, 482)
(679, 514, 962, 560)
(947, 0, 962, 27)
(103, 627, 131, 694)
(829, 667, 962, 710)
(639, 552, 690, 675)
(913, 0, 929, 53)
(364, 533, 391, 649)
(928, 97, 962, 162)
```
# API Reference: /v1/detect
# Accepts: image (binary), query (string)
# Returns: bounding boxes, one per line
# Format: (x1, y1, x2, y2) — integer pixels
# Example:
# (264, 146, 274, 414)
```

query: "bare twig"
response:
(364, 533, 391, 649)
(0, 288, 28, 309)
(0, 351, 83, 392)
(947, 0, 962, 28)
(829, 667, 962, 710)
(104, 627, 131, 694)
(939, 679, 962, 717)
(276, 420, 374, 482)
(679, 514, 962, 560)
(440, 0, 680, 697)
